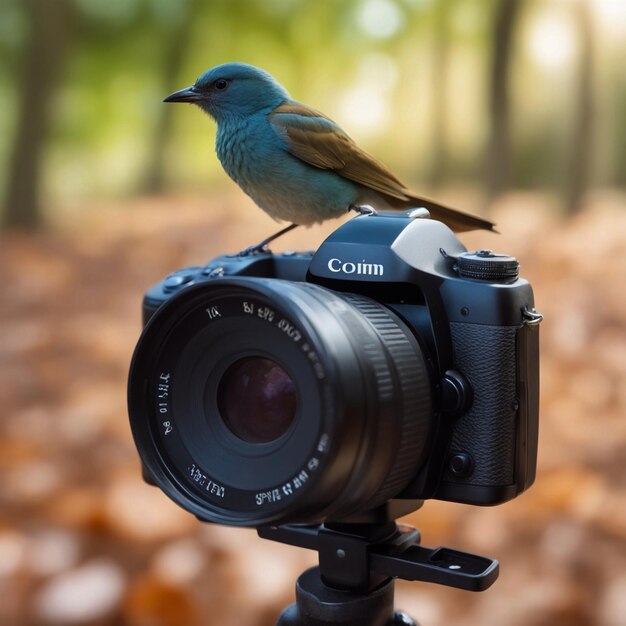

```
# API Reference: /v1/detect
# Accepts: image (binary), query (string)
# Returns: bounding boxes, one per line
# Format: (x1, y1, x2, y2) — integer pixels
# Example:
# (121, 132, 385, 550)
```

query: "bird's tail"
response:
(401, 193, 496, 233)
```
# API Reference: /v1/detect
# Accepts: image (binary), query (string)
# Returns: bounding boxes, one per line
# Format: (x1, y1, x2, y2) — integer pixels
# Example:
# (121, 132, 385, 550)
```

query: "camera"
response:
(128, 211, 541, 528)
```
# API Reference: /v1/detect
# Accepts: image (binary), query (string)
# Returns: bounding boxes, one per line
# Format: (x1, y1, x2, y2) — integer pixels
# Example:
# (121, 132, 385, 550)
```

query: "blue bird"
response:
(164, 62, 495, 252)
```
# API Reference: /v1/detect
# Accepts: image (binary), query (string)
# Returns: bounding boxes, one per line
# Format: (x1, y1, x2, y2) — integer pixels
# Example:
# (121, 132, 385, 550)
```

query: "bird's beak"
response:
(163, 86, 202, 103)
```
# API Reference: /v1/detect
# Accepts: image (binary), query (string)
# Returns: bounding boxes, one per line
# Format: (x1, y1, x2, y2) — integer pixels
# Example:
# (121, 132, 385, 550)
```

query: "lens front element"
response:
(217, 357, 297, 444)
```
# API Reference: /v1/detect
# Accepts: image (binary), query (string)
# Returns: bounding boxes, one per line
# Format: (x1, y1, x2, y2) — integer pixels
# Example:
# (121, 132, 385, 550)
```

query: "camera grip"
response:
(446, 323, 518, 488)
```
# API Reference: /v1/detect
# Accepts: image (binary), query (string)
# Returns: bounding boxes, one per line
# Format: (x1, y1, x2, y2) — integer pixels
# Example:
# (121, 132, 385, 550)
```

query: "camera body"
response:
(134, 213, 540, 523)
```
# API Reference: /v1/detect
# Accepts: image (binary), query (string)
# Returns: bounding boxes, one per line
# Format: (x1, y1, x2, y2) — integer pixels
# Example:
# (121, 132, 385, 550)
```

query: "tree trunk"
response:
(2, 0, 74, 230)
(141, 0, 198, 195)
(428, 0, 450, 189)
(565, 0, 594, 215)
(486, 0, 520, 201)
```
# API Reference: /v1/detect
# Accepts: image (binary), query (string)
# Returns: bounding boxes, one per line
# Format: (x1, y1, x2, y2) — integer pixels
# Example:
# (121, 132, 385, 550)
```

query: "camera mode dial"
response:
(456, 250, 519, 282)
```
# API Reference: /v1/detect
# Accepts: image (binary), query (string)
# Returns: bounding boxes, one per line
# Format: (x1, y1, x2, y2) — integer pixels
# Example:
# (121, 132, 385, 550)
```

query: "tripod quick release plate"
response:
(258, 523, 499, 593)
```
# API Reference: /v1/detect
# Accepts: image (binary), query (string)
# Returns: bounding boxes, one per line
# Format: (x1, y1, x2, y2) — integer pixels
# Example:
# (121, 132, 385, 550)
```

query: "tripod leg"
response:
(238, 223, 299, 256)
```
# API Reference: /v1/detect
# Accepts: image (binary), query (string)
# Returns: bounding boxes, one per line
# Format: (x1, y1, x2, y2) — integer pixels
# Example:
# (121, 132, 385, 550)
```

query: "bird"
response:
(164, 62, 495, 253)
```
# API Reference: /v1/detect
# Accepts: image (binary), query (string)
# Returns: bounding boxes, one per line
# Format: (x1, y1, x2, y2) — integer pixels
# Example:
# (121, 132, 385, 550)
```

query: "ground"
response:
(0, 190, 625, 626)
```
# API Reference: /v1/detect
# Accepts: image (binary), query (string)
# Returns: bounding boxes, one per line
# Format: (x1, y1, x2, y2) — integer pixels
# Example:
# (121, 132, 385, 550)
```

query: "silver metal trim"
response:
(522, 307, 543, 325)
(407, 208, 431, 220)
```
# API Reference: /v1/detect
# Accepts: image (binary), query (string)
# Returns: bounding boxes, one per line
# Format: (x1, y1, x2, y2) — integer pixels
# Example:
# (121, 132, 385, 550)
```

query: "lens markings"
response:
(277, 318, 302, 342)
(188, 463, 226, 498)
(255, 451, 323, 508)
(157, 372, 173, 436)
(205, 305, 222, 320)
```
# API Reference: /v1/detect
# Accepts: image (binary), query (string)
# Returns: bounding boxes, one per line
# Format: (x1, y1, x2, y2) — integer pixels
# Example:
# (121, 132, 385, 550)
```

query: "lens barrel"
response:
(128, 278, 433, 526)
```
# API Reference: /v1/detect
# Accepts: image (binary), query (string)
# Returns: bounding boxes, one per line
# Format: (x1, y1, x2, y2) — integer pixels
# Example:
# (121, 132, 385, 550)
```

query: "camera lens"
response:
(128, 278, 434, 526)
(217, 357, 297, 444)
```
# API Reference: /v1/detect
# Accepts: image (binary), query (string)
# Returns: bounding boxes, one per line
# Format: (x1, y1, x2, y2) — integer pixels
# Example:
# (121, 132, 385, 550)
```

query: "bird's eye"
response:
(214, 79, 229, 90)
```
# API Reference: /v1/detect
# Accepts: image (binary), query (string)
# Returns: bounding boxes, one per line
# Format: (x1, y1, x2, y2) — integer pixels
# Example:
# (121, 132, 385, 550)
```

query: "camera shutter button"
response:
(164, 274, 193, 290)
(456, 250, 519, 281)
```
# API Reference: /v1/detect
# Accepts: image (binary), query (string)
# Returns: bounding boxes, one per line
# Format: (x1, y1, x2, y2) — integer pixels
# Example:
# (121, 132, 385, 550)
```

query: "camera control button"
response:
(449, 453, 474, 478)
(441, 370, 472, 417)
(164, 274, 192, 290)
(456, 250, 519, 281)
(407, 207, 431, 219)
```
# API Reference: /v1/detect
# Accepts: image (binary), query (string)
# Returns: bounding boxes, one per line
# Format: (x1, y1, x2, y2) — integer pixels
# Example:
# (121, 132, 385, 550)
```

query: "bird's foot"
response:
(349, 204, 378, 216)
(236, 222, 300, 257)
(237, 243, 270, 257)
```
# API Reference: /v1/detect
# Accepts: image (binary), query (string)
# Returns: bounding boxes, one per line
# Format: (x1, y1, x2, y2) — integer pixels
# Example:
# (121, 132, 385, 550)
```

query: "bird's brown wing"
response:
(269, 101, 411, 201)
(269, 101, 496, 232)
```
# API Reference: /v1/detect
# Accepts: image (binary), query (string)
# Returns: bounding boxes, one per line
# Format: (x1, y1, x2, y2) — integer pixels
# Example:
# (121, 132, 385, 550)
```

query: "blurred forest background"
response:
(0, 0, 625, 625)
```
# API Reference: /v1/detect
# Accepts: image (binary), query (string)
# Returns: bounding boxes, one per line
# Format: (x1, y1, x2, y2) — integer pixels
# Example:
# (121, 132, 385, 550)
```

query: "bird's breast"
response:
(216, 121, 282, 197)
(215, 117, 357, 224)
(215, 122, 251, 181)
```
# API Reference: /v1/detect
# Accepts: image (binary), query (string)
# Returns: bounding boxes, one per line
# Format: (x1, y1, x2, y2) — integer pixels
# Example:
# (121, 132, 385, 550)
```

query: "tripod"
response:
(258, 522, 499, 626)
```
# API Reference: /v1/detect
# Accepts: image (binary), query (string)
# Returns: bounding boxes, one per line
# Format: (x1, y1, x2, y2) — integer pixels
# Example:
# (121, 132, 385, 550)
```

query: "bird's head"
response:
(164, 62, 289, 123)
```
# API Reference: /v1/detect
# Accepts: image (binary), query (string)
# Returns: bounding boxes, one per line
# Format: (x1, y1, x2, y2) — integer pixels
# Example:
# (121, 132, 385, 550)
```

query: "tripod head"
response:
(258, 522, 498, 626)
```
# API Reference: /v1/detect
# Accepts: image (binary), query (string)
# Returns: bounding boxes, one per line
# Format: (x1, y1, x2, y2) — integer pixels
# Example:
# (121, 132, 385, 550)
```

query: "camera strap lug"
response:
(522, 307, 543, 326)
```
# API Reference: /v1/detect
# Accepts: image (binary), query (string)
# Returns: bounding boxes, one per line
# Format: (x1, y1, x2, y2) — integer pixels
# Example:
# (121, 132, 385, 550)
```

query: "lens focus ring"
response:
(338, 293, 432, 504)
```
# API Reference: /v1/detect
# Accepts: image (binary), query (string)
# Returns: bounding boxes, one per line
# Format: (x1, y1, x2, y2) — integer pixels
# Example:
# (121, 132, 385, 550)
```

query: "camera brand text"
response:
(327, 258, 384, 276)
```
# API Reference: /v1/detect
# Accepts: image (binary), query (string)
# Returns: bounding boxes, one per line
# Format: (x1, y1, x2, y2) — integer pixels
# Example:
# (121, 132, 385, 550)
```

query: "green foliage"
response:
(0, 0, 624, 219)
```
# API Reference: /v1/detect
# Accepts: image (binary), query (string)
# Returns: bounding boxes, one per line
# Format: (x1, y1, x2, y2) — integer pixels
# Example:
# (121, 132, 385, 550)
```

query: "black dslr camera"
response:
(128, 212, 541, 529)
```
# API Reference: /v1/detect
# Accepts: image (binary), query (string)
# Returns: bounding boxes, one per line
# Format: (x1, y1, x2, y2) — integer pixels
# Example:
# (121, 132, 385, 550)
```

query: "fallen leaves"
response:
(0, 191, 624, 626)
